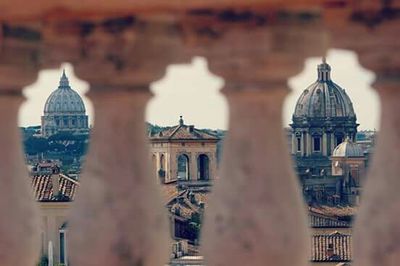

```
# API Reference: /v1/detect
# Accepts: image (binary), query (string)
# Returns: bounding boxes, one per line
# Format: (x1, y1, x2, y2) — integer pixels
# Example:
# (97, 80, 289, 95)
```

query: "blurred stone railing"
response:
(0, 1, 399, 266)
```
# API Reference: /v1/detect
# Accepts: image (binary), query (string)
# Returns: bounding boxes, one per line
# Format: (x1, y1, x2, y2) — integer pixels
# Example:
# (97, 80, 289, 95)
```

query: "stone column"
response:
(202, 85, 310, 266)
(326, 13, 400, 265)
(306, 132, 312, 156)
(68, 88, 170, 265)
(190, 152, 198, 181)
(330, 133, 335, 154)
(0, 70, 41, 264)
(191, 10, 327, 264)
(353, 76, 400, 266)
(322, 132, 328, 156)
(291, 134, 296, 154)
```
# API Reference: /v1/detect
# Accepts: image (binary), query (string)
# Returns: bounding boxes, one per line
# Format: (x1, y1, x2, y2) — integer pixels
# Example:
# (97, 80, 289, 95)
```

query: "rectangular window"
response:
(313, 137, 321, 152)
(59, 231, 66, 264)
(296, 137, 301, 152)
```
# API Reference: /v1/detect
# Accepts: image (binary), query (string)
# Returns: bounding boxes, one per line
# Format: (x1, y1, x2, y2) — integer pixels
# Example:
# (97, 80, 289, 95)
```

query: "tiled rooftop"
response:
(310, 212, 352, 228)
(311, 232, 352, 262)
(309, 206, 356, 218)
(31, 174, 79, 202)
(150, 124, 219, 141)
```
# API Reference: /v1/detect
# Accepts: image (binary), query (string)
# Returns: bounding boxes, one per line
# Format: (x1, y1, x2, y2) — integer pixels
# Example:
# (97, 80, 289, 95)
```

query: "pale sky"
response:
(19, 49, 380, 131)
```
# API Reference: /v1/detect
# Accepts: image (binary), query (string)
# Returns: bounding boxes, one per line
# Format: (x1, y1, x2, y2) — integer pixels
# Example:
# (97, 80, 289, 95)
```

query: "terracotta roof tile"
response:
(310, 212, 351, 228)
(31, 174, 79, 202)
(309, 206, 356, 218)
(311, 232, 352, 262)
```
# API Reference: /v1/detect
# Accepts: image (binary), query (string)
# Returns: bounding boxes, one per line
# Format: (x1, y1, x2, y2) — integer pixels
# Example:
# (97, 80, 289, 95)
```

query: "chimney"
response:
(188, 125, 194, 133)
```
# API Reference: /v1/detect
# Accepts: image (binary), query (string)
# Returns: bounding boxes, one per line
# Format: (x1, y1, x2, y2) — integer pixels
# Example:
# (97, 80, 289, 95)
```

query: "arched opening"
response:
(20, 63, 93, 175)
(158, 153, 166, 182)
(160, 153, 165, 170)
(151, 154, 157, 179)
(177, 154, 190, 180)
(198, 154, 210, 181)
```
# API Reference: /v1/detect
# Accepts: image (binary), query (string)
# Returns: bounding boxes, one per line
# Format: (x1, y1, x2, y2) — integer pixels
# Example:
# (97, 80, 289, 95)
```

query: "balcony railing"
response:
(0, 1, 399, 266)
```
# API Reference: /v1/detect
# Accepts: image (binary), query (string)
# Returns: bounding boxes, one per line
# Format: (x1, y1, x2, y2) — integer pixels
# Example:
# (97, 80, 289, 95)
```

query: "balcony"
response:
(0, 1, 399, 266)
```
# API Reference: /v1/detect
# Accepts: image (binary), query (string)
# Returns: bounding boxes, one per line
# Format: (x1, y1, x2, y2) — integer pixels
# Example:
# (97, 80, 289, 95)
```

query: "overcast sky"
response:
(19, 49, 380, 131)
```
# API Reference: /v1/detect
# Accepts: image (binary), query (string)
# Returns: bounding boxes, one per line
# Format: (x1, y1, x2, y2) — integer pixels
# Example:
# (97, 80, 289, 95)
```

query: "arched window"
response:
(160, 154, 165, 170)
(59, 223, 68, 265)
(158, 154, 166, 182)
(151, 154, 157, 178)
(313, 136, 321, 152)
(296, 137, 301, 152)
(198, 154, 210, 181)
(177, 154, 190, 180)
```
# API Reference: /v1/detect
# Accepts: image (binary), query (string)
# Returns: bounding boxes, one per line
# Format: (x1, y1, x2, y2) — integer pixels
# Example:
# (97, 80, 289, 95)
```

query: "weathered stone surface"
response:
(202, 88, 310, 266)
(68, 90, 170, 266)
(353, 75, 400, 266)
(0, 1, 323, 21)
(0, 94, 40, 265)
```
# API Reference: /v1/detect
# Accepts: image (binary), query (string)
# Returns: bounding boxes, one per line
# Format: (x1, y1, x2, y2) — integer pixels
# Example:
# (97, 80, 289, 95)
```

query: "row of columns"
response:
(0, 7, 399, 266)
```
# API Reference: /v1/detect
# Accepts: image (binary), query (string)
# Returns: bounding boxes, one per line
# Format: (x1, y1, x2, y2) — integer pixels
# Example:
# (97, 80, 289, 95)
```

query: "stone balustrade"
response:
(0, 1, 399, 265)
(0, 78, 40, 265)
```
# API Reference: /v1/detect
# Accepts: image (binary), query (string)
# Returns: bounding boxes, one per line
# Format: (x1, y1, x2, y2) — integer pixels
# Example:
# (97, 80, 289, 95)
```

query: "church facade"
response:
(291, 59, 366, 205)
(41, 70, 89, 137)
(290, 59, 358, 177)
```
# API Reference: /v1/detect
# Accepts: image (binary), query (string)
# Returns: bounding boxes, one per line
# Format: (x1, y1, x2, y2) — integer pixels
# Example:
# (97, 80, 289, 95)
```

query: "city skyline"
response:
(19, 49, 379, 131)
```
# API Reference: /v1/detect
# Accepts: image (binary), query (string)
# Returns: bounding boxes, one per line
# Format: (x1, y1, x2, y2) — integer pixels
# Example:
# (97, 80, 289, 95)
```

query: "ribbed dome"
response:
(332, 137, 363, 157)
(293, 59, 355, 119)
(44, 70, 86, 114)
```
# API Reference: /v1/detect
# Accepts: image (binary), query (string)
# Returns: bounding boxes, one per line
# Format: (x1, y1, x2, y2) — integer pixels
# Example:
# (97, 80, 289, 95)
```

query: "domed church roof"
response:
(332, 137, 363, 157)
(43, 70, 86, 114)
(293, 58, 356, 119)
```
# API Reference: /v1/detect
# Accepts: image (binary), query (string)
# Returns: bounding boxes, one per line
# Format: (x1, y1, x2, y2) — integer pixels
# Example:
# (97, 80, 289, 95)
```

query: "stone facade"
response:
(41, 70, 89, 137)
(39, 202, 70, 265)
(291, 60, 358, 176)
(149, 117, 219, 184)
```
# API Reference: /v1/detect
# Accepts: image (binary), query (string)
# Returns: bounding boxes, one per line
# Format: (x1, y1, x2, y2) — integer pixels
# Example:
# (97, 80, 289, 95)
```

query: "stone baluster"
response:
(325, 11, 400, 264)
(185, 9, 327, 265)
(202, 83, 310, 266)
(59, 14, 189, 265)
(68, 88, 170, 265)
(0, 76, 40, 263)
(353, 75, 400, 266)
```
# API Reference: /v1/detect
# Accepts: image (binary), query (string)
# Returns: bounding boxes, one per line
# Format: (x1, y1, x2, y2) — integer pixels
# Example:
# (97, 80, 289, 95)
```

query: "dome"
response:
(43, 70, 86, 114)
(293, 59, 355, 119)
(332, 137, 363, 157)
